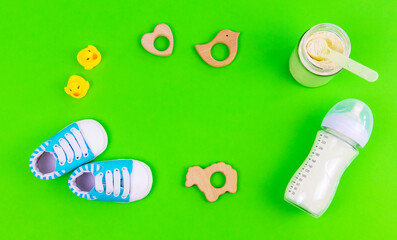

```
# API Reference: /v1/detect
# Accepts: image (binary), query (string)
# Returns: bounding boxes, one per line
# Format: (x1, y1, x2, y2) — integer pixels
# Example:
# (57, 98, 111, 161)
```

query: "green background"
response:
(1, 0, 396, 239)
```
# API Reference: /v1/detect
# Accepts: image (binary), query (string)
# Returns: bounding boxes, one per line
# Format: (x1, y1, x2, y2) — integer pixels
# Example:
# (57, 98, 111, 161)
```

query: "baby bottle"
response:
(289, 23, 351, 87)
(284, 99, 373, 217)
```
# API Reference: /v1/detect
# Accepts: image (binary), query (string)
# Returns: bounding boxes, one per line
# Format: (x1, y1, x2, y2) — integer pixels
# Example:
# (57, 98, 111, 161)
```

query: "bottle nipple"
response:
(321, 99, 373, 148)
(352, 103, 364, 113)
(348, 102, 365, 122)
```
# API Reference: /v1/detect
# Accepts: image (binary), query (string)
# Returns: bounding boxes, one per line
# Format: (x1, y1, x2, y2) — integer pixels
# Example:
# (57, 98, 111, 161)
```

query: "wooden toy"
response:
(64, 75, 90, 99)
(185, 162, 237, 202)
(77, 45, 101, 70)
(195, 29, 240, 67)
(141, 23, 174, 56)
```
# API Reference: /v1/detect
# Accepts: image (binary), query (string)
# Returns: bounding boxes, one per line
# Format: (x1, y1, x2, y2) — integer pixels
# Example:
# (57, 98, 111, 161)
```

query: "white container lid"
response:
(321, 99, 373, 148)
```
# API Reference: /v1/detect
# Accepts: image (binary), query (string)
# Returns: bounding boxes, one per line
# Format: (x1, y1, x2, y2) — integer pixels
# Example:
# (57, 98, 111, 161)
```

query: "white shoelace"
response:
(53, 128, 89, 166)
(95, 167, 130, 199)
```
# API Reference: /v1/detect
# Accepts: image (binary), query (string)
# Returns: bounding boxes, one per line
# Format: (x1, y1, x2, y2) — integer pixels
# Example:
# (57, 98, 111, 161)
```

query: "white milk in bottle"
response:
(285, 99, 373, 217)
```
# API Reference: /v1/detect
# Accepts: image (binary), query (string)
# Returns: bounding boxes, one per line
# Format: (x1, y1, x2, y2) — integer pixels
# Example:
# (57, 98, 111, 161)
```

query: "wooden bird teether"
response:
(185, 162, 237, 202)
(195, 29, 240, 67)
(141, 23, 174, 56)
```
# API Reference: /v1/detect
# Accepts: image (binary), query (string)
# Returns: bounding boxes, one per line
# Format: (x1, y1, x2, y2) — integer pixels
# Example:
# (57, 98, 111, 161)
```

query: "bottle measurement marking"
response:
(288, 133, 328, 195)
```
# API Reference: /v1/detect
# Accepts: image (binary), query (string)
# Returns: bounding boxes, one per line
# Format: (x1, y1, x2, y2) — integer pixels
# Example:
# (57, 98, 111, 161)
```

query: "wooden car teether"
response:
(141, 23, 174, 56)
(185, 162, 237, 202)
(195, 29, 240, 67)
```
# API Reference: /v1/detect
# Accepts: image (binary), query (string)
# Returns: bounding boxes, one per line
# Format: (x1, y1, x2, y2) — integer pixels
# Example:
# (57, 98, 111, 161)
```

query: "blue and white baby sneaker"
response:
(29, 119, 108, 180)
(68, 160, 153, 202)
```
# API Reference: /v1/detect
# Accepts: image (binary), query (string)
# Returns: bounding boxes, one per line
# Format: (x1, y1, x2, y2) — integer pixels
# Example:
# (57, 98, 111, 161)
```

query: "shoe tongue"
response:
(92, 164, 106, 186)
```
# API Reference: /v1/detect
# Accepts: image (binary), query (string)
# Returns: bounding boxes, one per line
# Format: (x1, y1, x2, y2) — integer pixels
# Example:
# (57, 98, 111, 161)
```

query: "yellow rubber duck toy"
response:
(77, 45, 101, 70)
(64, 75, 90, 99)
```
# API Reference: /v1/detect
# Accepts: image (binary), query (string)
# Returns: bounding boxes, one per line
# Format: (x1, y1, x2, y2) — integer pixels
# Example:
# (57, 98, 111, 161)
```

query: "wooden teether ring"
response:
(185, 162, 237, 202)
(195, 29, 240, 67)
(141, 23, 174, 56)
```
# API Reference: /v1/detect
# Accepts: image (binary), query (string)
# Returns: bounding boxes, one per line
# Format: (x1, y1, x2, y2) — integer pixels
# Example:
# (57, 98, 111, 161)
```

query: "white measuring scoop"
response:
(307, 39, 378, 82)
